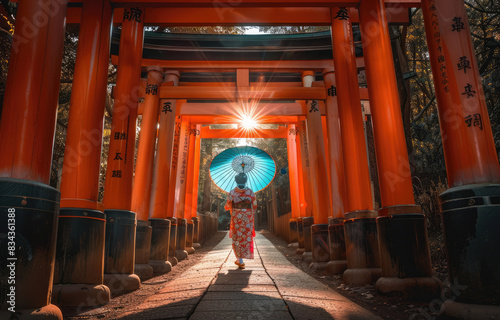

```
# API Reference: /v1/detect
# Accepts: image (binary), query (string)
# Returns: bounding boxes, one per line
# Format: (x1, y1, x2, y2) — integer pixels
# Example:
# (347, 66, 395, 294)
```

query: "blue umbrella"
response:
(210, 146, 276, 193)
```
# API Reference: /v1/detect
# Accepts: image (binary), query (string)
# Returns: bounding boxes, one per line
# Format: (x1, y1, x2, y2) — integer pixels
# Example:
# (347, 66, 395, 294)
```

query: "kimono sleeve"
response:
(251, 190, 257, 212)
(224, 190, 233, 211)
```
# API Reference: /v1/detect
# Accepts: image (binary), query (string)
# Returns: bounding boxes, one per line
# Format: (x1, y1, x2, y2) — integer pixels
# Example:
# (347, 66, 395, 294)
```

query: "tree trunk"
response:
(390, 26, 415, 173)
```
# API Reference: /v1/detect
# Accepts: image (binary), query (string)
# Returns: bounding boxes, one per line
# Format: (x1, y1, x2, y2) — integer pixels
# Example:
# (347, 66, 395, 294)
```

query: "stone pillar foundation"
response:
(186, 220, 195, 254)
(343, 211, 381, 285)
(175, 218, 188, 261)
(104, 210, 140, 294)
(376, 207, 441, 299)
(301, 217, 314, 262)
(326, 218, 347, 275)
(167, 217, 178, 266)
(149, 218, 172, 275)
(0, 304, 62, 320)
(0, 179, 62, 318)
(134, 220, 154, 280)
(440, 184, 500, 313)
(296, 217, 305, 255)
(52, 284, 110, 307)
(53, 208, 110, 306)
(103, 274, 141, 296)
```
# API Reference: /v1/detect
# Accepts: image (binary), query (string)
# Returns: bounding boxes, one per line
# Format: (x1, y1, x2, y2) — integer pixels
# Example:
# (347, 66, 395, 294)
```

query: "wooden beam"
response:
(159, 85, 327, 100)
(66, 6, 413, 26)
(121, 80, 369, 102)
(200, 126, 288, 139)
(188, 115, 300, 124)
(107, 0, 420, 8)
(110, 58, 343, 72)
(180, 102, 312, 116)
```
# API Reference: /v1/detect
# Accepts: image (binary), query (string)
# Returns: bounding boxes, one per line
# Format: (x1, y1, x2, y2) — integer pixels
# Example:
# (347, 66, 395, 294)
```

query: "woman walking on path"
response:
(225, 172, 257, 269)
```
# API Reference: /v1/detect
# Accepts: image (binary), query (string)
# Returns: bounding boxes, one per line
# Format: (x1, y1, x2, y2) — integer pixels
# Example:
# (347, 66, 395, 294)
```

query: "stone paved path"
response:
(116, 233, 381, 320)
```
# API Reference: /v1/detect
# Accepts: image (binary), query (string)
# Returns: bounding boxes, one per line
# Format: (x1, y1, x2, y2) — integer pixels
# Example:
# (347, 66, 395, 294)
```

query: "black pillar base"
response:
(296, 217, 305, 254)
(376, 207, 441, 299)
(176, 218, 188, 261)
(343, 211, 381, 285)
(166, 217, 178, 266)
(53, 208, 110, 306)
(104, 210, 140, 294)
(302, 217, 314, 252)
(0, 178, 62, 317)
(149, 218, 172, 275)
(326, 218, 347, 275)
(439, 184, 500, 309)
(134, 220, 153, 280)
(192, 217, 201, 249)
(301, 217, 314, 262)
(186, 221, 195, 254)
(309, 223, 329, 271)
(311, 224, 329, 262)
(289, 218, 298, 244)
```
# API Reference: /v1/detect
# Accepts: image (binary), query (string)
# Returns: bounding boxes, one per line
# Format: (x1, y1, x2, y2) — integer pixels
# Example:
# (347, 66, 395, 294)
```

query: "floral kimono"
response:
(224, 187, 257, 259)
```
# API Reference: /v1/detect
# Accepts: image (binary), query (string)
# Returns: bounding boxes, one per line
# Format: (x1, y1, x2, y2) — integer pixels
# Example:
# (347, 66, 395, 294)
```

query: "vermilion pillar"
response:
(287, 125, 301, 219)
(359, 0, 441, 296)
(322, 115, 333, 209)
(191, 124, 202, 248)
(184, 123, 197, 220)
(329, 7, 377, 280)
(295, 125, 307, 254)
(103, 7, 146, 288)
(149, 71, 181, 220)
(0, 0, 67, 184)
(359, 1, 414, 209)
(166, 116, 183, 219)
(59, 1, 112, 211)
(0, 0, 67, 318)
(297, 119, 313, 218)
(301, 72, 331, 225)
(53, 0, 132, 305)
(132, 67, 173, 277)
(295, 129, 307, 218)
(425, 1, 500, 188)
(146, 71, 180, 272)
(191, 124, 202, 219)
(131, 67, 163, 221)
(423, 0, 500, 315)
(184, 123, 198, 253)
(302, 72, 332, 266)
(287, 124, 301, 245)
(166, 115, 183, 266)
(103, 8, 145, 211)
(321, 72, 346, 219)
(330, 11, 373, 214)
(173, 118, 191, 261)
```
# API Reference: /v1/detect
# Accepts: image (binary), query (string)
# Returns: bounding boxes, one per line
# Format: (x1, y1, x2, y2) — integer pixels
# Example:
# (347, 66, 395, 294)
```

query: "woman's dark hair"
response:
(235, 173, 248, 187)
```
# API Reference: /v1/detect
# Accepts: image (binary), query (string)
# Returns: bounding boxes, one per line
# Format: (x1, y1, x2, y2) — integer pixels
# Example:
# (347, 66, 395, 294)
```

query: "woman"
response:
(224, 172, 257, 269)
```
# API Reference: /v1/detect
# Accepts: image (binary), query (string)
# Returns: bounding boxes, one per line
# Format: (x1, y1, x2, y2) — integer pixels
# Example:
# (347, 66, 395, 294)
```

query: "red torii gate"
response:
(1, 1, 499, 319)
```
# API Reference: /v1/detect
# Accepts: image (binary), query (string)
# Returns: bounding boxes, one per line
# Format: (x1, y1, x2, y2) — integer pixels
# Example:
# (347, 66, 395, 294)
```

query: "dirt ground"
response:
(260, 230, 453, 320)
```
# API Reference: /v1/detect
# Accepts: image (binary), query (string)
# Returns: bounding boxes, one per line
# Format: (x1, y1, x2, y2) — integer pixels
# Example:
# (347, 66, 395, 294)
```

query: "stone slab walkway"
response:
(115, 233, 381, 320)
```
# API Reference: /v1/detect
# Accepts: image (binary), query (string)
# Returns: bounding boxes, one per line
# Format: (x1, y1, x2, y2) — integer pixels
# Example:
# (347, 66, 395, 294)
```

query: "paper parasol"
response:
(209, 146, 276, 193)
